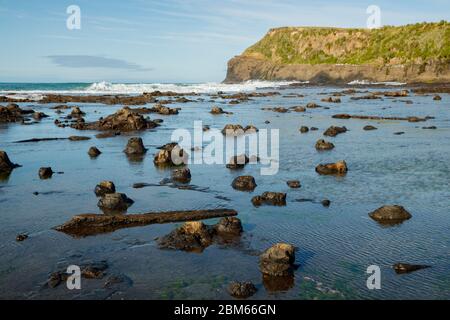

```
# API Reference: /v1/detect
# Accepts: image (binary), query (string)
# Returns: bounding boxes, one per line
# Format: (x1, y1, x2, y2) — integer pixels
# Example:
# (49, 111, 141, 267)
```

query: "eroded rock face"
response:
(88, 146, 102, 157)
(73, 107, 159, 131)
(0, 151, 20, 173)
(369, 205, 412, 224)
(323, 126, 347, 137)
(153, 143, 188, 166)
(259, 243, 296, 277)
(124, 137, 147, 155)
(393, 263, 430, 274)
(39, 167, 53, 179)
(97, 193, 134, 212)
(228, 281, 257, 299)
(315, 160, 347, 175)
(315, 139, 335, 151)
(171, 167, 191, 183)
(94, 181, 116, 197)
(252, 192, 286, 207)
(231, 176, 257, 191)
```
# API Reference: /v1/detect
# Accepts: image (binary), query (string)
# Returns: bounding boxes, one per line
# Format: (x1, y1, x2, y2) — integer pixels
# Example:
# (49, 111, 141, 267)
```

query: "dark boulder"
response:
(369, 205, 412, 224)
(226, 154, 249, 169)
(124, 137, 147, 155)
(88, 146, 102, 157)
(315, 139, 335, 151)
(228, 281, 257, 299)
(154, 143, 187, 166)
(157, 221, 213, 252)
(286, 180, 301, 188)
(393, 263, 431, 274)
(433, 95, 442, 101)
(315, 160, 347, 175)
(252, 192, 286, 207)
(94, 181, 116, 197)
(259, 243, 296, 277)
(299, 126, 309, 133)
(171, 167, 191, 183)
(363, 125, 378, 131)
(0, 151, 20, 173)
(231, 175, 257, 191)
(97, 193, 134, 212)
(38, 167, 53, 179)
(323, 126, 347, 137)
(214, 217, 243, 236)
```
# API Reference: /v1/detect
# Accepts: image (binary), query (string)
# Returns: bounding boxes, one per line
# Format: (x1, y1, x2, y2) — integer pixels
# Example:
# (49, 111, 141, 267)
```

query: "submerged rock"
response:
(68, 136, 90, 141)
(38, 167, 53, 179)
(0, 151, 20, 173)
(214, 217, 243, 236)
(259, 243, 296, 277)
(363, 125, 378, 131)
(88, 146, 102, 157)
(228, 281, 257, 299)
(33, 112, 49, 120)
(158, 221, 213, 252)
(315, 160, 347, 175)
(393, 263, 431, 274)
(252, 192, 286, 207)
(94, 181, 116, 197)
(323, 126, 347, 137)
(97, 193, 134, 212)
(16, 234, 28, 242)
(369, 205, 412, 224)
(124, 137, 147, 155)
(286, 180, 301, 188)
(171, 167, 191, 183)
(321, 199, 331, 207)
(231, 176, 257, 191)
(315, 139, 335, 151)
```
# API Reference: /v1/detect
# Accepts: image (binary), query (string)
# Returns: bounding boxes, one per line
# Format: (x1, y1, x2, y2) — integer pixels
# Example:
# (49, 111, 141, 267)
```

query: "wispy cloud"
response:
(46, 55, 151, 71)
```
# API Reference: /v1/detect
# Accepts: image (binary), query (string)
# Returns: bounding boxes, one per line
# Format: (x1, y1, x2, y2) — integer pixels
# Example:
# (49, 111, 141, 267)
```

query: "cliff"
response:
(224, 22, 450, 84)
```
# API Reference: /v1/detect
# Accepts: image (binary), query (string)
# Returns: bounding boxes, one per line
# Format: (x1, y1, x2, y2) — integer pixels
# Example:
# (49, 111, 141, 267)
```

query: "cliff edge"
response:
(224, 22, 450, 84)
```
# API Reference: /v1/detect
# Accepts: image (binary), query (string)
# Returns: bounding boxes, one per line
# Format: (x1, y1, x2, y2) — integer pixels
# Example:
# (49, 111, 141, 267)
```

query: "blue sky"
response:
(0, 0, 448, 83)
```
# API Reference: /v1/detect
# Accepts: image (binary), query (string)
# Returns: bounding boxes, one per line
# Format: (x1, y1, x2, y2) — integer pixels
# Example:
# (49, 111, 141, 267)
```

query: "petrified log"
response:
(54, 208, 238, 237)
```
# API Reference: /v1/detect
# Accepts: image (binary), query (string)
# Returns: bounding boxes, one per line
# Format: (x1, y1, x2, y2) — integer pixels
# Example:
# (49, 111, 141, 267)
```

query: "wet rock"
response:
(306, 102, 321, 108)
(323, 126, 347, 137)
(0, 103, 33, 123)
(363, 125, 378, 131)
(321, 199, 331, 207)
(252, 192, 286, 207)
(221, 124, 258, 135)
(73, 107, 159, 131)
(95, 131, 121, 139)
(94, 181, 116, 197)
(154, 143, 187, 166)
(433, 95, 442, 101)
(47, 271, 66, 288)
(33, 112, 49, 120)
(124, 137, 147, 155)
(299, 126, 309, 133)
(81, 261, 108, 279)
(0, 151, 20, 173)
(214, 217, 243, 236)
(315, 160, 347, 175)
(422, 126, 437, 130)
(39, 167, 53, 179)
(231, 175, 257, 191)
(259, 243, 296, 277)
(394, 131, 405, 135)
(226, 154, 250, 169)
(152, 103, 179, 115)
(292, 106, 306, 112)
(310, 127, 318, 131)
(103, 274, 133, 289)
(321, 97, 341, 103)
(16, 234, 28, 242)
(97, 193, 134, 212)
(384, 90, 409, 97)
(157, 221, 213, 252)
(228, 281, 257, 299)
(210, 106, 231, 115)
(171, 167, 191, 183)
(71, 106, 85, 116)
(88, 146, 102, 157)
(286, 180, 301, 188)
(315, 139, 335, 151)
(68, 136, 90, 141)
(369, 205, 412, 224)
(262, 274, 294, 292)
(393, 263, 431, 274)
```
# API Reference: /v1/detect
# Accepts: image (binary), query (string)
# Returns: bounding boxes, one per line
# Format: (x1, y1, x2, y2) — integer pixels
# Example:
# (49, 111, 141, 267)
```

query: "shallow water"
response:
(0, 86, 449, 299)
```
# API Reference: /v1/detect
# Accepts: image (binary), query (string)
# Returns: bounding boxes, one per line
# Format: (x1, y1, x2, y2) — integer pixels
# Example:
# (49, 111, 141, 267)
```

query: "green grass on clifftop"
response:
(243, 21, 450, 65)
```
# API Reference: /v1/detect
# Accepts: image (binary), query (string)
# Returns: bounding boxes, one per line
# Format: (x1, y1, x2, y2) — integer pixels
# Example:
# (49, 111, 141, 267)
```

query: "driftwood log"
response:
(54, 209, 238, 237)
